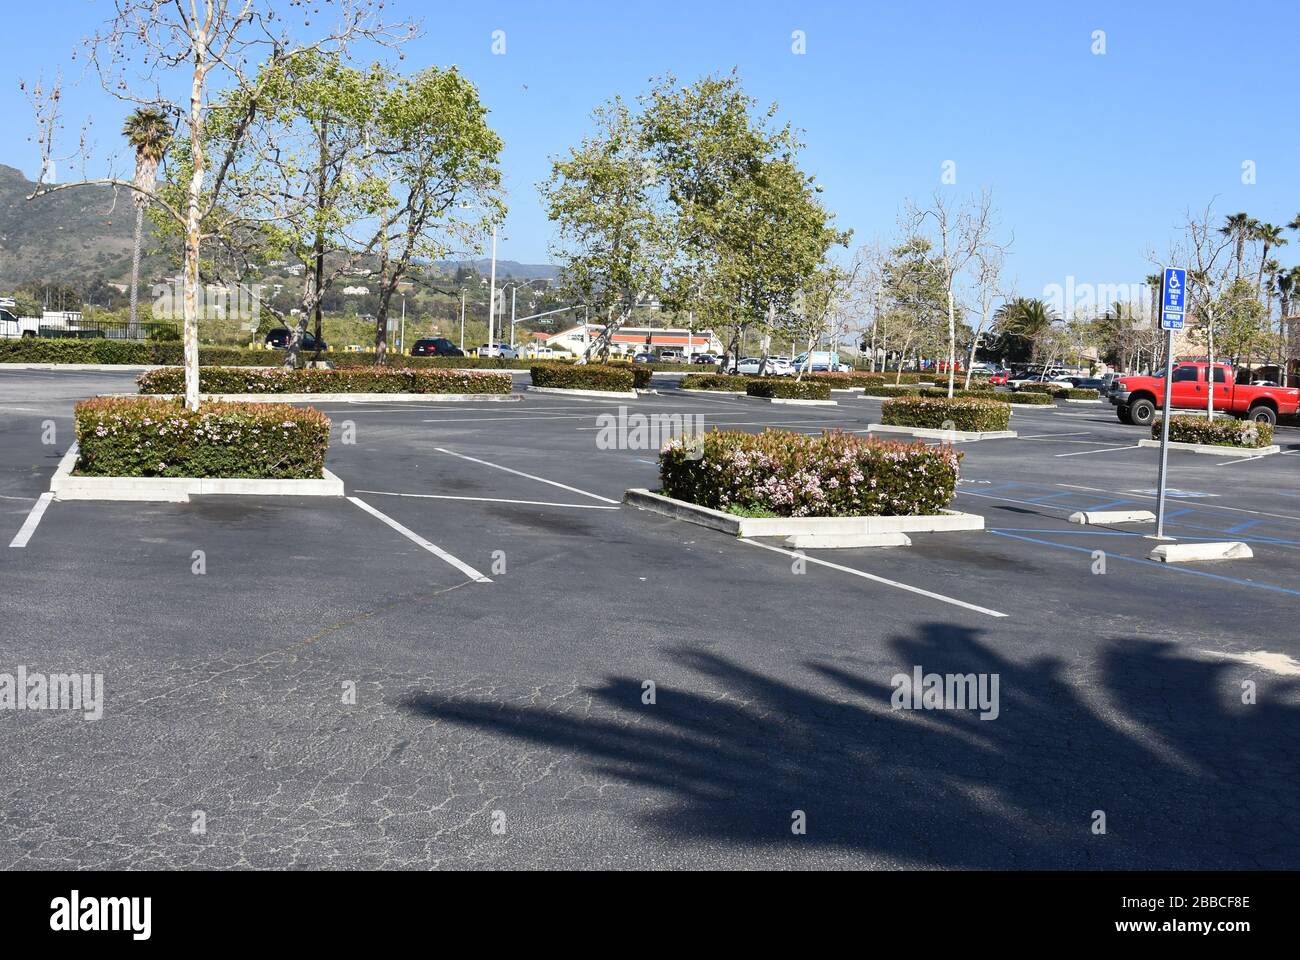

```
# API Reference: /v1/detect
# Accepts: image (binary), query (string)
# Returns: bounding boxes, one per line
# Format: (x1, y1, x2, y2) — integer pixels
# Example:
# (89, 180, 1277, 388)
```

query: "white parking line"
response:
(354, 490, 619, 510)
(347, 496, 492, 583)
(8, 492, 53, 548)
(1056, 483, 1300, 523)
(1055, 444, 1144, 458)
(738, 538, 1007, 618)
(1214, 455, 1271, 467)
(1018, 431, 1091, 439)
(434, 447, 621, 504)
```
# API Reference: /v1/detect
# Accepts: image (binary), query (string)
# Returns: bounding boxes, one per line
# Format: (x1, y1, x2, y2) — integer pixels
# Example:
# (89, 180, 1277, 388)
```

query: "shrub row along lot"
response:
(2, 368, 1299, 869)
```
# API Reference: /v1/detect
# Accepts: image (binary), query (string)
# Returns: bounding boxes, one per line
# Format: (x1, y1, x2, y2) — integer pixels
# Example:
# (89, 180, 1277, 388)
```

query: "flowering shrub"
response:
(680, 374, 755, 392)
(137, 366, 511, 395)
(746, 378, 833, 400)
(660, 429, 961, 518)
(881, 395, 1011, 432)
(74, 397, 330, 479)
(530, 363, 635, 392)
(1154, 415, 1274, 448)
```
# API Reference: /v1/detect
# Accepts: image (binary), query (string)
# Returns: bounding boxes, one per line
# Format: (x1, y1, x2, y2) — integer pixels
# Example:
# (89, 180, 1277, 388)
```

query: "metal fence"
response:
(35, 320, 181, 342)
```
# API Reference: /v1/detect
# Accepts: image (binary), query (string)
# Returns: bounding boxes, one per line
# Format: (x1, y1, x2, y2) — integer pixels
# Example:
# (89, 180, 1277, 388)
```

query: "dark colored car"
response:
(692, 353, 718, 365)
(411, 337, 464, 357)
(265, 327, 327, 351)
(632, 352, 657, 364)
(1068, 376, 1108, 396)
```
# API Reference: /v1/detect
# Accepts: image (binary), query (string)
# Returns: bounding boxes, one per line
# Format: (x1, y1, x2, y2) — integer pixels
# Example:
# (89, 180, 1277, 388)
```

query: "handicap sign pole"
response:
(1153, 266, 1186, 541)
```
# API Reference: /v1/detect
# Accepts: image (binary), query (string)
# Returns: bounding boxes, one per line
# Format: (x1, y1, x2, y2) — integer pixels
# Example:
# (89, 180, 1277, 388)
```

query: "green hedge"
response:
(881, 395, 1011, 432)
(1005, 391, 1055, 405)
(1018, 383, 1065, 395)
(810, 371, 887, 388)
(1058, 388, 1101, 400)
(74, 397, 330, 479)
(916, 387, 1001, 401)
(660, 429, 961, 518)
(680, 374, 756, 392)
(1154, 415, 1275, 448)
(138, 366, 512, 395)
(746, 378, 833, 400)
(529, 363, 635, 392)
(861, 384, 924, 397)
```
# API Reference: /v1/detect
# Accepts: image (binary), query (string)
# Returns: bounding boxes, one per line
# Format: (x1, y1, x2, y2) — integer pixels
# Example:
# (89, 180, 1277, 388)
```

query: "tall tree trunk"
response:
(312, 116, 328, 362)
(129, 203, 144, 340)
(182, 55, 207, 412)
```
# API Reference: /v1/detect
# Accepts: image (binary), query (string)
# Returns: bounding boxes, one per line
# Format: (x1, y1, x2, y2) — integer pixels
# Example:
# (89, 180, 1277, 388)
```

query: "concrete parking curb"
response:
(49, 444, 345, 503)
(1069, 509, 1157, 525)
(623, 488, 984, 537)
(783, 532, 911, 549)
(1137, 438, 1280, 457)
(1148, 541, 1253, 563)
(866, 423, 1018, 442)
(1065, 398, 1104, 404)
(526, 386, 639, 399)
(140, 392, 522, 404)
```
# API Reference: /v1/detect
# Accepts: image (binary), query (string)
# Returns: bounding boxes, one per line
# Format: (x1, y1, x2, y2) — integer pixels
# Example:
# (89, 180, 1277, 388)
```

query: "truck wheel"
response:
(1129, 398, 1156, 426)
(1116, 406, 1134, 425)
(1246, 405, 1277, 426)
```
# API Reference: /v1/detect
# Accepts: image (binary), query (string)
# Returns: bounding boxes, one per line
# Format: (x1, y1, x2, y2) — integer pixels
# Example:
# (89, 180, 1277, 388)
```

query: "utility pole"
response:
(510, 286, 517, 350)
(459, 292, 466, 351)
(487, 224, 498, 355)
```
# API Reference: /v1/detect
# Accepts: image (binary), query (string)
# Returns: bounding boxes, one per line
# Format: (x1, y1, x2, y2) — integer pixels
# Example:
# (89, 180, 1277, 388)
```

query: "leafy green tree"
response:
(992, 297, 1057, 364)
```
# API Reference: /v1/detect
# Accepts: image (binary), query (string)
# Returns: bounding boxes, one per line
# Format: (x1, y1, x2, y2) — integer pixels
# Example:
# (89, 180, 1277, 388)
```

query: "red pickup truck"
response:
(1110, 362, 1299, 426)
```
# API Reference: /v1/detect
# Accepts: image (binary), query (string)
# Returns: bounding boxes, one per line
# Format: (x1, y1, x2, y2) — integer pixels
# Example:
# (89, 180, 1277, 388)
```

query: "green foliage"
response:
(881, 395, 1011, 432)
(810, 371, 887, 388)
(74, 397, 330, 479)
(861, 384, 923, 397)
(0, 339, 286, 366)
(745, 378, 832, 400)
(137, 366, 512, 395)
(680, 373, 755, 391)
(1005, 391, 1055, 405)
(530, 363, 635, 392)
(659, 429, 961, 518)
(1154, 415, 1274, 448)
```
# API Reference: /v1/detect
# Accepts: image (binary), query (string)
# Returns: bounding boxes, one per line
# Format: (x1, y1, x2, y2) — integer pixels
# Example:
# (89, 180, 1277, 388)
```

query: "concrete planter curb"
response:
(1065, 398, 1104, 404)
(0, 363, 165, 372)
(746, 396, 839, 406)
(1148, 541, 1253, 563)
(49, 445, 344, 503)
(140, 392, 521, 404)
(867, 423, 1017, 442)
(624, 488, 983, 538)
(526, 386, 638, 399)
(783, 532, 911, 549)
(1137, 438, 1280, 457)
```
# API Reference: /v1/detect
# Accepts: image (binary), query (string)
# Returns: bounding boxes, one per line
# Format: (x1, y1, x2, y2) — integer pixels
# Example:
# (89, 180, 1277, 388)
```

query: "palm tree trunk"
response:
(129, 204, 144, 340)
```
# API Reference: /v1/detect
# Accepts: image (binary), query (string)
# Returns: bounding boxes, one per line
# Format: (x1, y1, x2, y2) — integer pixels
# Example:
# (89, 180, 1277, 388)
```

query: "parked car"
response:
(969, 361, 1000, 375)
(478, 342, 519, 359)
(988, 369, 1010, 386)
(1067, 377, 1108, 396)
(411, 337, 463, 357)
(525, 345, 557, 359)
(266, 328, 327, 351)
(792, 351, 851, 373)
(1008, 368, 1073, 390)
(692, 353, 719, 365)
(1110, 362, 1300, 426)
(632, 352, 657, 364)
(658, 349, 686, 363)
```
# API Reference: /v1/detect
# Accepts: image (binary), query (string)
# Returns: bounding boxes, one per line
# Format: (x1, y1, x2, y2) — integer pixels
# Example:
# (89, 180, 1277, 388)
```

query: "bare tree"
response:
(26, 0, 413, 409)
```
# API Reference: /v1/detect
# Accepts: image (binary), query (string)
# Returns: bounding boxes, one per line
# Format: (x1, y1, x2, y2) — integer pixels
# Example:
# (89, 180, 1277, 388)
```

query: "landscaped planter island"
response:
(52, 397, 343, 502)
(1138, 415, 1281, 457)
(136, 365, 519, 402)
(526, 362, 647, 398)
(624, 428, 983, 546)
(868, 395, 1017, 441)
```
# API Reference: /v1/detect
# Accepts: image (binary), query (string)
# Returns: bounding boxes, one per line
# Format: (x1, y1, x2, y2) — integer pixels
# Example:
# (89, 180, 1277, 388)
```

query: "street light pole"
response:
(399, 293, 405, 355)
(459, 292, 465, 351)
(510, 286, 517, 350)
(487, 224, 498, 356)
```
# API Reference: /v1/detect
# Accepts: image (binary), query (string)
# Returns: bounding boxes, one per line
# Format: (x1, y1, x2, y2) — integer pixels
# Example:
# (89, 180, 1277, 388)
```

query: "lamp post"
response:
(487, 224, 498, 355)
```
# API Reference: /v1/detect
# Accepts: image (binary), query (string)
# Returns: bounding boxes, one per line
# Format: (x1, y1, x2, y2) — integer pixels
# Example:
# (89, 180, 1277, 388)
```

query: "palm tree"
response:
(993, 297, 1057, 365)
(1218, 212, 1253, 278)
(1251, 222, 1287, 291)
(122, 108, 172, 339)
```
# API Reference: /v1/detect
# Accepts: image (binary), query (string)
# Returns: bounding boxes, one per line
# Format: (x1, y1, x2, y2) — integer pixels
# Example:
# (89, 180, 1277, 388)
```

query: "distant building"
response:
(543, 324, 721, 356)
(342, 286, 371, 296)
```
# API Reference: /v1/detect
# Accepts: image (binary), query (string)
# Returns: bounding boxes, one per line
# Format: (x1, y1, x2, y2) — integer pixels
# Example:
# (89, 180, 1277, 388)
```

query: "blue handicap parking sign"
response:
(1161, 267, 1186, 330)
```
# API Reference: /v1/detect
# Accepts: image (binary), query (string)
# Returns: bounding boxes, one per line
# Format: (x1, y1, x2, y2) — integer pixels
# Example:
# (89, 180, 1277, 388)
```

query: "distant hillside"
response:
(0, 164, 160, 287)
(434, 258, 561, 281)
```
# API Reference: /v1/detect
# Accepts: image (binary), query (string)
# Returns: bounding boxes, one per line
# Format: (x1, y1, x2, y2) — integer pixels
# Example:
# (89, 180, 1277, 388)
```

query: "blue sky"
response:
(3, 0, 1297, 300)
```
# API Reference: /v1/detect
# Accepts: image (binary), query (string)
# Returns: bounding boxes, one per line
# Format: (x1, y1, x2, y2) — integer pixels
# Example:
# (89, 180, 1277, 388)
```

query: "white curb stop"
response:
(1148, 541, 1254, 563)
(526, 386, 639, 399)
(1069, 510, 1157, 525)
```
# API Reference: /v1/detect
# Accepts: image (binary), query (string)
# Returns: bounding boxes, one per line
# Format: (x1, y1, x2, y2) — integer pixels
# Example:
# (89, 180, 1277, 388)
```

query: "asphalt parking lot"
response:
(3, 369, 1299, 869)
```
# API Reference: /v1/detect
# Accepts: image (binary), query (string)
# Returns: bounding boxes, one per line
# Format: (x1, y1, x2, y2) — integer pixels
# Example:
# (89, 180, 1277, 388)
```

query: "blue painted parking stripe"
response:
(1224, 520, 1263, 534)
(1023, 491, 1078, 503)
(986, 530, 1300, 597)
(1164, 508, 1196, 519)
